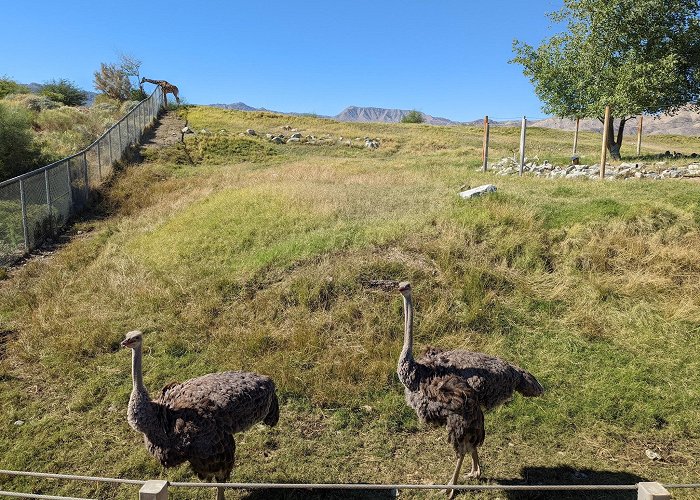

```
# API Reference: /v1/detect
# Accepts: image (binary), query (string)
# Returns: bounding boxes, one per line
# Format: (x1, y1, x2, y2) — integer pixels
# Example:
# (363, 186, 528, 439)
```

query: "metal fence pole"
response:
(96, 140, 102, 181)
(519, 116, 527, 176)
(83, 152, 89, 203)
(44, 169, 52, 237)
(19, 178, 29, 253)
(600, 105, 611, 179)
(482, 115, 490, 172)
(117, 121, 123, 160)
(65, 161, 73, 215)
(108, 128, 114, 166)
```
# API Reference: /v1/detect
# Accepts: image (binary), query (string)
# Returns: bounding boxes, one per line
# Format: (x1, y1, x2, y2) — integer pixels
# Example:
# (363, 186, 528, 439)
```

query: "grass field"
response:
(0, 107, 699, 499)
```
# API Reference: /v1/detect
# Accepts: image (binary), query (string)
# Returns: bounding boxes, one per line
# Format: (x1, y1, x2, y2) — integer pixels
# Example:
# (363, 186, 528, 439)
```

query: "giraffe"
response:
(140, 77, 180, 105)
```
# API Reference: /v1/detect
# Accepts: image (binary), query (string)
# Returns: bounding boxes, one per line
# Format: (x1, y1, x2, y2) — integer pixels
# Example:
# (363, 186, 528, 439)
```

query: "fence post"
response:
(636, 115, 643, 156)
(600, 105, 611, 179)
(139, 480, 168, 499)
(573, 116, 580, 155)
(519, 116, 527, 176)
(96, 140, 102, 182)
(65, 161, 73, 213)
(126, 113, 131, 145)
(117, 120, 123, 160)
(19, 178, 29, 254)
(637, 482, 671, 500)
(83, 152, 89, 204)
(482, 115, 490, 171)
(108, 128, 114, 167)
(44, 169, 52, 237)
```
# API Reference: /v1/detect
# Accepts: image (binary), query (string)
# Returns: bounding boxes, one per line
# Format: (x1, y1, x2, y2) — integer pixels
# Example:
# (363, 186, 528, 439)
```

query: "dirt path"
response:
(141, 111, 186, 151)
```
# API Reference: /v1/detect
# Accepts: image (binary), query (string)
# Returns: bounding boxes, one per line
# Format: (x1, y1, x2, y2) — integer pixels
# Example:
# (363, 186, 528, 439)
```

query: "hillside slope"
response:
(0, 108, 699, 499)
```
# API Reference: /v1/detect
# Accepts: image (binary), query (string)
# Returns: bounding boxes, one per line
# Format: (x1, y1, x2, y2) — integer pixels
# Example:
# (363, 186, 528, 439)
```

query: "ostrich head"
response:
(398, 281, 411, 297)
(121, 330, 143, 349)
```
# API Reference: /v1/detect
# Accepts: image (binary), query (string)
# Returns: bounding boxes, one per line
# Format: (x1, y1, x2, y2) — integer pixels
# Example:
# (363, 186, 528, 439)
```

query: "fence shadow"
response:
(481, 465, 648, 500)
(238, 487, 397, 500)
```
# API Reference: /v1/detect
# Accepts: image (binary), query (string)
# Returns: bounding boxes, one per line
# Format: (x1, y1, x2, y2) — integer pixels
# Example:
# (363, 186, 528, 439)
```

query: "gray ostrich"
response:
(392, 282, 544, 498)
(121, 330, 279, 500)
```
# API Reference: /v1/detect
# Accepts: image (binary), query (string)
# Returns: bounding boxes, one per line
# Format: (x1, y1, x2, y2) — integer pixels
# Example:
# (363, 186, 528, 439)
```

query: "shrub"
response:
(0, 102, 43, 180)
(401, 110, 424, 123)
(39, 79, 88, 107)
(0, 78, 29, 99)
(130, 88, 148, 101)
(3, 93, 59, 112)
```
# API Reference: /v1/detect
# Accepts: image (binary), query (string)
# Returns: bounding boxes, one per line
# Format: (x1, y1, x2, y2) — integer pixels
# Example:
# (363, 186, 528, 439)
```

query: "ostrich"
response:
(121, 330, 279, 500)
(385, 281, 544, 498)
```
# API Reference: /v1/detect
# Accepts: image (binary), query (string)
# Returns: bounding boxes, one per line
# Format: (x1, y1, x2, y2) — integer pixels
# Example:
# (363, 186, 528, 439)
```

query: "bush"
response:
(130, 88, 148, 101)
(401, 110, 424, 124)
(0, 102, 43, 180)
(0, 78, 29, 99)
(3, 93, 59, 112)
(39, 79, 88, 107)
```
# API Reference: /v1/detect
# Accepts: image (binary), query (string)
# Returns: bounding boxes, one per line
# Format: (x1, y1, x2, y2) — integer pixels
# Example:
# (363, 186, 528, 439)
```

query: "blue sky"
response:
(1, 0, 563, 122)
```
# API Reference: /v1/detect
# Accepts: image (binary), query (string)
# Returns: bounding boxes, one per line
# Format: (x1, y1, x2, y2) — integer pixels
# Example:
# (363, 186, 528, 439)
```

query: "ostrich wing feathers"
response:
(157, 371, 277, 434)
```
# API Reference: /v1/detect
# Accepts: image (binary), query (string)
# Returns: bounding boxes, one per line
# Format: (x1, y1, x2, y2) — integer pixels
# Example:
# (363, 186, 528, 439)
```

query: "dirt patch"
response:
(141, 111, 186, 150)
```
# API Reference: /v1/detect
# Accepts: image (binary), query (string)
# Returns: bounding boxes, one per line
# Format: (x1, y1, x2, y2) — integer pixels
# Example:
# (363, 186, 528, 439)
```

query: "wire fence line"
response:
(1, 469, 696, 499)
(0, 87, 166, 267)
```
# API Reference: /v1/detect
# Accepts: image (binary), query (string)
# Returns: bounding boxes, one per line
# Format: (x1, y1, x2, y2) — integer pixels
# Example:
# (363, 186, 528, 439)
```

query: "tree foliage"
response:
(40, 78, 88, 106)
(512, 0, 700, 158)
(0, 78, 30, 99)
(401, 110, 425, 123)
(93, 63, 132, 101)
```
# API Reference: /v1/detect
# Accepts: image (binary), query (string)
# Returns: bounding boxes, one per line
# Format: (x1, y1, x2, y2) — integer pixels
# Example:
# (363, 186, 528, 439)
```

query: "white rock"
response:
(459, 184, 497, 199)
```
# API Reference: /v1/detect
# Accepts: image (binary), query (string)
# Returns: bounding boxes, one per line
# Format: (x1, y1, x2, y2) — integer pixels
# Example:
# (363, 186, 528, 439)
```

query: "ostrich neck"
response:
(128, 346, 159, 436)
(397, 293, 419, 390)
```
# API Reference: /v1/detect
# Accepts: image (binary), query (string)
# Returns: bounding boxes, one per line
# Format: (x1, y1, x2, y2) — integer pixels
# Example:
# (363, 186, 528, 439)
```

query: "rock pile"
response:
(489, 157, 700, 180)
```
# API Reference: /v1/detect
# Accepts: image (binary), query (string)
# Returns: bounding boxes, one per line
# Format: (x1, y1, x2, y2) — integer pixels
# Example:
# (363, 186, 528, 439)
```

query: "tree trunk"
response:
(600, 116, 628, 160)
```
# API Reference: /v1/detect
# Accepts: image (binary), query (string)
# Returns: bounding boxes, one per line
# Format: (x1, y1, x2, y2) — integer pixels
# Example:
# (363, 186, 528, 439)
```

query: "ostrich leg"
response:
(465, 447, 481, 479)
(216, 485, 225, 500)
(445, 453, 465, 499)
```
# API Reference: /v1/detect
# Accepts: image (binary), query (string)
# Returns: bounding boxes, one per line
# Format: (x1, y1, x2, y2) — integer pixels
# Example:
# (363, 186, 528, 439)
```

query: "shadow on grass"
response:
(485, 466, 648, 500)
(239, 487, 397, 500)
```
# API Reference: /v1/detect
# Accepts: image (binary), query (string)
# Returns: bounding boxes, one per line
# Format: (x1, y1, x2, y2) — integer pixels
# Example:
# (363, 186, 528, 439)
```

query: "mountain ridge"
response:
(207, 102, 700, 136)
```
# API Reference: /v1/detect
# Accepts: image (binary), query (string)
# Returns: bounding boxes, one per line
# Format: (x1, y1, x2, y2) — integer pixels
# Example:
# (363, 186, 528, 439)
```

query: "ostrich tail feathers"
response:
(516, 369, 544, 397)
(263, 392, 279, 427)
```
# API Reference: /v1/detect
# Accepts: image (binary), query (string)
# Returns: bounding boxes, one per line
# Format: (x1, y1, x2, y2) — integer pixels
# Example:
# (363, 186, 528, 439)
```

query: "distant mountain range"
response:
(209, 102, 700, 136)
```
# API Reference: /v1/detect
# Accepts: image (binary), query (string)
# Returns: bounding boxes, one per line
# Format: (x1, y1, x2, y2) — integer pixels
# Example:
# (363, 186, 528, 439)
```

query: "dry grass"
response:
(0, 107, 699, 498)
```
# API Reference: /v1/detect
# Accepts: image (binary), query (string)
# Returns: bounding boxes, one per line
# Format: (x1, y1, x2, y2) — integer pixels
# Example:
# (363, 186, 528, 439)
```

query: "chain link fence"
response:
(0, 87, 165, 266)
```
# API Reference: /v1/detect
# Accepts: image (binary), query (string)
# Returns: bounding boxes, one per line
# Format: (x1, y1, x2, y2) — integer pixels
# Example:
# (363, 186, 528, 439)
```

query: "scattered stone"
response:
(14, 420, 24, 426)
(365, 138, 380, 149)
(459, 184, 497, 199)
(286, 137, 301, 144)
(246, 129, 257, 136)
(181, 126, 194, 134)
(645, 449, 662, 461)
(290, 132, 302, 139)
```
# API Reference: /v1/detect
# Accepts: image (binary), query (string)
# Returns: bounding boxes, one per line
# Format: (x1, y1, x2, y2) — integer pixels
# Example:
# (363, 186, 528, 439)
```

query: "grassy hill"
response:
(0, 107, 699, 499)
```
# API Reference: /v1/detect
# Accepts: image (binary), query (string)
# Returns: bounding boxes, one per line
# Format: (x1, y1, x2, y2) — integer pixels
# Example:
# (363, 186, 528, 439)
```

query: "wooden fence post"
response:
(519, 116, 527, 176)
(139, 480, 168, 499)
(482, 115, 490, 171)
(637, 482, 671, 500)
(573, 116, 580, 155)
(600, 105, 611, 179)
(636, 115, 643, 156)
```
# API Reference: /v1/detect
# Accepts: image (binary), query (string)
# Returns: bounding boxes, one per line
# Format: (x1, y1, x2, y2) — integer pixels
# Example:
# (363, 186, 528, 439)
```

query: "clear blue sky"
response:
(1, 0, 563, 122)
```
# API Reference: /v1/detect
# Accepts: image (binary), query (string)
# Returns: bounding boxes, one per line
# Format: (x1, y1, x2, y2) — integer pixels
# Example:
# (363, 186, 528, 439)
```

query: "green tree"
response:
(40, 78, 88, 106)
(93, 63, 132, 101)
(0, 77, 29, 99)
(0, 102, 43, 180)
(401, 110, 425, 123)
(512, 0, 700, 159)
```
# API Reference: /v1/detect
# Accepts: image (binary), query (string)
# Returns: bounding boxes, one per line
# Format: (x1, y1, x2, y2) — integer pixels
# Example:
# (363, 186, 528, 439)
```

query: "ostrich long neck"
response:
(397, 292, 420, 390)
(128, 345, 162, 437)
